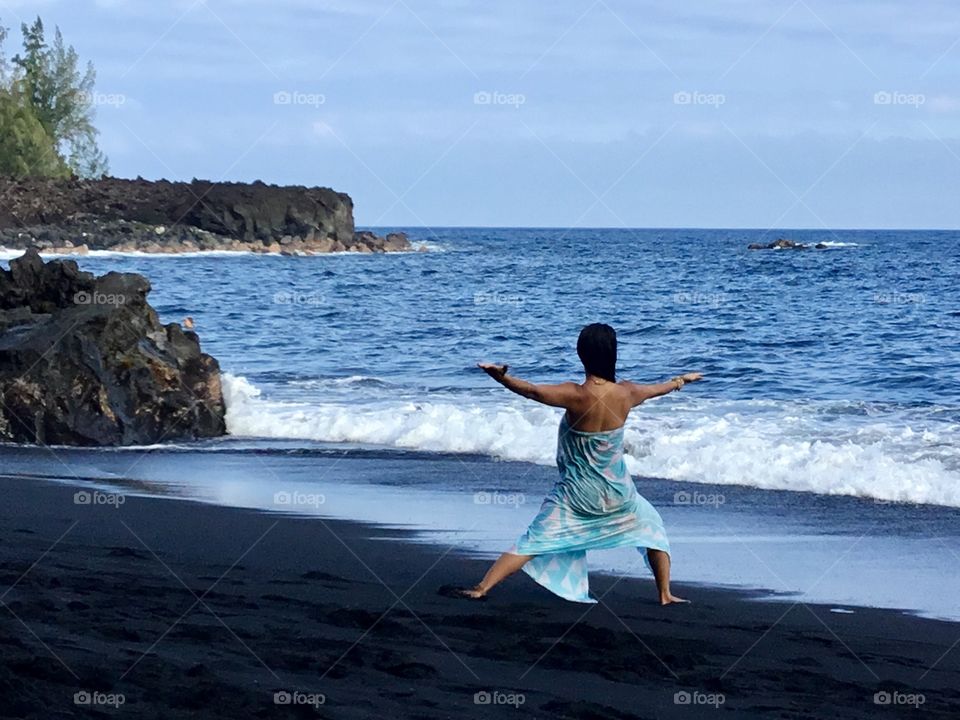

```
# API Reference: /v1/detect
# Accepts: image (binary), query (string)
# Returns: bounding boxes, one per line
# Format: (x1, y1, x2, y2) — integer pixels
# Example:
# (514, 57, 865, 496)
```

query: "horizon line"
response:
(358, 224, 960, 233)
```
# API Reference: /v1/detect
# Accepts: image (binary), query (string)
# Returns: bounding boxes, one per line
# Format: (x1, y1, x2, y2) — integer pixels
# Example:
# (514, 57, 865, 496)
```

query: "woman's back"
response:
(564, 380, 632, 433)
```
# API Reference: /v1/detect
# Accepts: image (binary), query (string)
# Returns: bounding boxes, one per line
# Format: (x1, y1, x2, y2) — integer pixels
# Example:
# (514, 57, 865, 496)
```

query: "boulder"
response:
(351, 230, 411, 253)
(307, 236, 335, 254)
(748, 238, 812, 250)
(0, 249, 226, 446)
(383, 232, 410, 252)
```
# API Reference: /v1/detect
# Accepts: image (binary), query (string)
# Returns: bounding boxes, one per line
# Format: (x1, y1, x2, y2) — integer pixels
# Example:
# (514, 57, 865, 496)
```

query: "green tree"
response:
(0, 21, 59, 177)
(0, 86, 69, 178)
(9, 16, 108, 177)
(0, 22, 9, 86)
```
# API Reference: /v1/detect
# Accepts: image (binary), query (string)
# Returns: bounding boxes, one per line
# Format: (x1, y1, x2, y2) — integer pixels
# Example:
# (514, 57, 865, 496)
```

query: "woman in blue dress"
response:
(463, 323, 702, 605)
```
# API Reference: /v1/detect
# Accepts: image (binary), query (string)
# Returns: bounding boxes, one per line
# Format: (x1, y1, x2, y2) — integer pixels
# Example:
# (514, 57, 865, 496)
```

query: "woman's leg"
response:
(463, 552, 533, 598)
(647, 549, 688, 605)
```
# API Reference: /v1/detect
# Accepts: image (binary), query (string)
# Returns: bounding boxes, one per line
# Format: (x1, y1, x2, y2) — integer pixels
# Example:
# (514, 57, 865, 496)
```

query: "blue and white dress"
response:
(510, 415, 670, 602)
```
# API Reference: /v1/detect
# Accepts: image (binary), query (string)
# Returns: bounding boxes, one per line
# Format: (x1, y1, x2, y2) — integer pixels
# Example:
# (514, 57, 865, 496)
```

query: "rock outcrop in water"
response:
(0, 249, 225, 446)
(747, 238, 828, 250)
(0, 177, 412, 254)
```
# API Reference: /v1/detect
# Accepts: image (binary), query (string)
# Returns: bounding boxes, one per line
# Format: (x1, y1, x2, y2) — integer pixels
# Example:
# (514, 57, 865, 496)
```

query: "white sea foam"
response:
(222, 373, 557, 462)
(288, 375, 389, 388)
(0, 246, 438, 261)
(0, 247, 264, 261)
(221, 374, 960, 508)
(407, 240, 447, 252)
(625, 412, 960, 506)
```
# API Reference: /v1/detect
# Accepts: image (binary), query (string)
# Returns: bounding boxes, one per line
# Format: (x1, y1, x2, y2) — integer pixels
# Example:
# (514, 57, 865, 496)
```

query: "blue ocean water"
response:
(3, 229, 960, 618)
(8, 227, 955, 505)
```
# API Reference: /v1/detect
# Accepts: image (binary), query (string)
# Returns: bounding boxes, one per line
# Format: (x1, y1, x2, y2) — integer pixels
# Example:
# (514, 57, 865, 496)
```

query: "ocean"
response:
(2, 227, 959, 618)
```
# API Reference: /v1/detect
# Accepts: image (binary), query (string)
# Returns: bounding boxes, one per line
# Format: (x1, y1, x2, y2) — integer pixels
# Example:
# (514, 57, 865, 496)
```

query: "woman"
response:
(459, 323, 701, 605)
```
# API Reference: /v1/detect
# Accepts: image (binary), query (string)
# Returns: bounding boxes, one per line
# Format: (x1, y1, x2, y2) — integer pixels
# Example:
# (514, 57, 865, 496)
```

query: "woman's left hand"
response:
(680, 372, 704, 383)
(478, 362, 509, 381)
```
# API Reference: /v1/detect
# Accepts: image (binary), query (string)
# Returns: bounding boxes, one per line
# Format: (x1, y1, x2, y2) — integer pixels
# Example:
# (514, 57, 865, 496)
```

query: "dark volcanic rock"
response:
(747, 238, 825, 250)
(0, 249, 225, 446)
(351, 230, 410, 254)
(0, 177, 412, 254)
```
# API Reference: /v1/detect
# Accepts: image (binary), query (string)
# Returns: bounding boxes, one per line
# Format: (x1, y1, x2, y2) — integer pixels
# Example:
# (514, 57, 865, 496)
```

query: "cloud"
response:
(928, 95, 960, 113)
(8, 0, 960, 227)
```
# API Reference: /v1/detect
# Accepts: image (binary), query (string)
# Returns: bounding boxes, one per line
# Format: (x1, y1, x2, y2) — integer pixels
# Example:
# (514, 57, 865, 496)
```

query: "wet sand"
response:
(1, 475, 957, 719)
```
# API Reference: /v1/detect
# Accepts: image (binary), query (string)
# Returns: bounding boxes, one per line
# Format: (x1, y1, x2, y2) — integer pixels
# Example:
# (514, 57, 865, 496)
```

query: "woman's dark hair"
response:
(577, 323, 617, 382)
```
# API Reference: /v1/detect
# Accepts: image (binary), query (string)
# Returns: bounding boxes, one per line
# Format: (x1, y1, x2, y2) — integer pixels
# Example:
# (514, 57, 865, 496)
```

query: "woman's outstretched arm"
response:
(477, 363, 579, 408)
(625, 372, 703, 406)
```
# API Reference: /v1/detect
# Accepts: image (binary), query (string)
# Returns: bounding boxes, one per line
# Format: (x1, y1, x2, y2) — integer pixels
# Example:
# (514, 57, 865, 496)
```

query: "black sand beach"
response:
(1, 475, 958, 719)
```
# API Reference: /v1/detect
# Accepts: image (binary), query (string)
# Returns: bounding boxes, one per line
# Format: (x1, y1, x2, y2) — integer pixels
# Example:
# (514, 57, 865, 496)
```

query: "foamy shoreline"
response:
(0, 244, 432, 260)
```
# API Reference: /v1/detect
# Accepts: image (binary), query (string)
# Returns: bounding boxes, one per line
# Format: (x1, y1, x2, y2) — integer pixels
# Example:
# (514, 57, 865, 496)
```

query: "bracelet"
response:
(671, 376, 685, 391)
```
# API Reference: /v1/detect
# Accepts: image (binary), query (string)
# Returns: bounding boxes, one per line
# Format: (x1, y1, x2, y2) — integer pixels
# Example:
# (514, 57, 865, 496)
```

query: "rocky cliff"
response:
(0, 177, 411, 254)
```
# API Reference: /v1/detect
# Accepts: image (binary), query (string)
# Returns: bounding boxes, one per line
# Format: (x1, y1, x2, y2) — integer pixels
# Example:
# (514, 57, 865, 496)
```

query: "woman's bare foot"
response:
(437, 584, 488, 600)
(462, 585, 487, 599)
(660, 592, 689, 605)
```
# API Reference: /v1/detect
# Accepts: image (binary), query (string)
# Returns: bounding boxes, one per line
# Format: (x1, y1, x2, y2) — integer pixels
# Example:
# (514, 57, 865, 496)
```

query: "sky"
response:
(2, 0, 959, 229)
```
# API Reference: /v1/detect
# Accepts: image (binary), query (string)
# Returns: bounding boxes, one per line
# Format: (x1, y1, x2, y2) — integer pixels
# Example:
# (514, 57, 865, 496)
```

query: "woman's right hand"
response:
(477, 362, 509, 381)
(680, 372, 704, 383)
